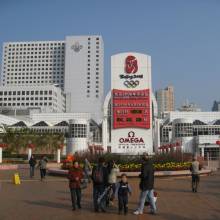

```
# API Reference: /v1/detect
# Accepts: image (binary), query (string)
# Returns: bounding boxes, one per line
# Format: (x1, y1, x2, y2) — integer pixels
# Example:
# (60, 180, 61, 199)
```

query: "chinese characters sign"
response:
(112, 89, 150, 129)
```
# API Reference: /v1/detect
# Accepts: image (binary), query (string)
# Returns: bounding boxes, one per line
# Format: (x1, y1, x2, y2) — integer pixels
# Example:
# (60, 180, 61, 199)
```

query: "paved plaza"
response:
(0, 169, 220, 220)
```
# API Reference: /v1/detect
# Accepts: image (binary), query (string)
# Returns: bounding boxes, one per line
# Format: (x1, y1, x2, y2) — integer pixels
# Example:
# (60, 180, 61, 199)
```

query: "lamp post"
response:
(0, 138, 2, 164)
(57, 141, 63, 164)
(216, 140, 220, 170)
(27, 140, 34, 161)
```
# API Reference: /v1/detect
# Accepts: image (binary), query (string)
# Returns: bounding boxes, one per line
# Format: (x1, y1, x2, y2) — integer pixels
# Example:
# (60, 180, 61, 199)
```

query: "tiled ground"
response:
(0, 169, 220, 220)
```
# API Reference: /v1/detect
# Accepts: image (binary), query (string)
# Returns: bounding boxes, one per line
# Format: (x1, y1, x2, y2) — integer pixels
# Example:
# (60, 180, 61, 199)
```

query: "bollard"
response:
(13, 173, 21, 185)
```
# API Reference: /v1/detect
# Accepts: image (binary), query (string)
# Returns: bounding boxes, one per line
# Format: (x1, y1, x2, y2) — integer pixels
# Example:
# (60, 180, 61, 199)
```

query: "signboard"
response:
(111, 52, 153, 154)
(118, 131, 145, 150)
(112, 89, 150, 129)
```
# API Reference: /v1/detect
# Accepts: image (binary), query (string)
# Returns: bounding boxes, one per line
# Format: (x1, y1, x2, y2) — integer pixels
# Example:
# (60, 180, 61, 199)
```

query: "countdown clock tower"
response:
(111, 52, 153, 154)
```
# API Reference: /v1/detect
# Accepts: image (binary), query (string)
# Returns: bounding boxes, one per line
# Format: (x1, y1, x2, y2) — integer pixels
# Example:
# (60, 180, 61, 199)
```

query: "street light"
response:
(27, 140, 34, 161)
(0, 138, 3, 164)
(57, 141, 62, 164)
(216, 141, 220, 170)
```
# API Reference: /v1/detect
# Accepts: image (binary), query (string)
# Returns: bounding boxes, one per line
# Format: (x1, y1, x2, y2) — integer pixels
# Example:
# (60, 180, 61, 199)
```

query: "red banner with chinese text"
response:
(112, 89, 150, 129)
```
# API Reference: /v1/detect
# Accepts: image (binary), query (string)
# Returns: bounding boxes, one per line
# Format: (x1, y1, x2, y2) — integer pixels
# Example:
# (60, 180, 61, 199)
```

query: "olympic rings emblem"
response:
(124, 80, 139, 88)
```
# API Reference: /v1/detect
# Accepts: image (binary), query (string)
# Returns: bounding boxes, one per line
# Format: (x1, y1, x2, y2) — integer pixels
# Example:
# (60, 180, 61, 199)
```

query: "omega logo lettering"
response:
(119, 131, 144, 144)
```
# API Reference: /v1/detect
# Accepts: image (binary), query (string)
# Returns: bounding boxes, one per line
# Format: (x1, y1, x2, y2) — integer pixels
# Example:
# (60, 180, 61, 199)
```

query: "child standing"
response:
(115, 174, 132, 215)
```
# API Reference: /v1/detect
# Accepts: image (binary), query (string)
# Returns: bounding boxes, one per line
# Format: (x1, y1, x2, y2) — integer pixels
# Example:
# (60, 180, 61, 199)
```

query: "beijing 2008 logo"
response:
(125, 55, 138, 74)
(121, 55, 141, 88)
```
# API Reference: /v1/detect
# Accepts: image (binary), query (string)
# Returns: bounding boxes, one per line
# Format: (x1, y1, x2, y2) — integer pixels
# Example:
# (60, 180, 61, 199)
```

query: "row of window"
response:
(3, 69, 64, 74)
(161, 126, 220, 139)
(0, 97, 53, 101)
(5, 51, 64, 56)
(7, 42, 65, 47)
(4, 82, 64, 87)
(88, 37, 100, 41)
(0, 90, 53, 95)
(70, 124, 87, 138)
(6, 63, 64, 68)
(6, 47, 64, 51)
(6, 75, 63, 79)
(0, 102, 53, 106)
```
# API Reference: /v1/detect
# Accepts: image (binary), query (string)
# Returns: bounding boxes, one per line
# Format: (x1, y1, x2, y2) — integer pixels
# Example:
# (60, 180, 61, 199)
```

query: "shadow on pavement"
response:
(156, 187, 191, 193)
(23, 200, 71, 210)
(56, 190, 69, 194)
(161, 213, 194, 220)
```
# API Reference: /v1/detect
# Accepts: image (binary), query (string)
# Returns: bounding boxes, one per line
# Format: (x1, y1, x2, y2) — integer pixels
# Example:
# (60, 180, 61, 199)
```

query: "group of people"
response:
(28, 152, 201, 216)
(67, 153, 157, 215)
(28, 155, 48, 181)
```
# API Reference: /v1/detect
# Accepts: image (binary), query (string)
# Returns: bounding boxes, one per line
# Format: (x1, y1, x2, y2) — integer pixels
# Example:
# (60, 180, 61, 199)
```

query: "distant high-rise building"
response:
(212, 101, 220, 111)
(64, 35, 104, 122)
(1, 40, 65, 89)
(155, 85, 175, 118)
(178, 100, 201, 112)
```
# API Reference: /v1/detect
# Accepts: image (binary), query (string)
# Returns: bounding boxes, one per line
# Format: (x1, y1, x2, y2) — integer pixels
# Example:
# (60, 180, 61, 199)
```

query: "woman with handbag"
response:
(67, 161, 84, 211)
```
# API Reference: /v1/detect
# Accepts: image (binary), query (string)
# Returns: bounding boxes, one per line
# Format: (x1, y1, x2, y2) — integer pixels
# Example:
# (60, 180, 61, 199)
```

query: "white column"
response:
(0, 147, 2, 163)
(28, 148, 32, 160)
(102, 117, 108, 152)
(201, 147, 205, 157)
(57, 149, 61, 164)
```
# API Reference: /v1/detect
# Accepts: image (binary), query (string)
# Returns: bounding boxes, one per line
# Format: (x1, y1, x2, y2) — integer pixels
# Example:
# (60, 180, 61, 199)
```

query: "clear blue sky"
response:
(0, 0, 220, 110)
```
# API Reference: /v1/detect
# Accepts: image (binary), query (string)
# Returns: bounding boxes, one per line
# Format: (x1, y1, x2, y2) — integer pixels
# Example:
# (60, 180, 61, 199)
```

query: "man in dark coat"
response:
(91, 157, 109, 212)
(29, 155, 37, 178)
(134, 153, 156, 215)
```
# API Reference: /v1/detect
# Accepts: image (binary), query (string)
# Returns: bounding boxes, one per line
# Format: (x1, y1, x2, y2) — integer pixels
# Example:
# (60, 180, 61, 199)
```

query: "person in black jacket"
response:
(134, 153, 156, 215)
(91, 157, 109, 212)
(29, 155, 37, 178)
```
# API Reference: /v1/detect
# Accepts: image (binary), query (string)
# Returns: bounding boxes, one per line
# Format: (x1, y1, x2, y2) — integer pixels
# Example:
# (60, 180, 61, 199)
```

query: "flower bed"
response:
(61, 161, 191, 172)
(119, 162, 191, 172)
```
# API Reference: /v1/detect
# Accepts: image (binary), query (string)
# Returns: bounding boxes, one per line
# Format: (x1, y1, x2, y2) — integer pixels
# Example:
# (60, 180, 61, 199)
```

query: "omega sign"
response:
(111, 52, 153, 154)
(119, 131, 144, 144)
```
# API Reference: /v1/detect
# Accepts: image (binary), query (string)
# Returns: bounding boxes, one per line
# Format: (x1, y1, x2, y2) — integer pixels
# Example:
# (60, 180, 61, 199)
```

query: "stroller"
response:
(97, 185, 112, 205)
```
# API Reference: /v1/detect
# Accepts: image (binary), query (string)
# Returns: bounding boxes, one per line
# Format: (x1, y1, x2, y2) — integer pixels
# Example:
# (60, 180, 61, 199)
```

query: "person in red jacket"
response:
(67, 161, 83, 210)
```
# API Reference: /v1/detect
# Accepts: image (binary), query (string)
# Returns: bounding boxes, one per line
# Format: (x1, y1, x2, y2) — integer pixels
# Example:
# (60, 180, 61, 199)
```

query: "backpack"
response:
(92, 166, 104, 184)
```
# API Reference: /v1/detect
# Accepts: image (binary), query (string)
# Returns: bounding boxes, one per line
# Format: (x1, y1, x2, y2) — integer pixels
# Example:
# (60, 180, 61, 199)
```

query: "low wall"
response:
(0, 163, 61, 170)
(48, 168, 212, 177)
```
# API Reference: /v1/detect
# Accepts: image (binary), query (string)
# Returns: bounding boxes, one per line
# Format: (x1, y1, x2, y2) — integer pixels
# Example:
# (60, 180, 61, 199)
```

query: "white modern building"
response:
(0, 111, 101, 155)
(1, 41, 65, 89)
(65, 36, 104, 122)
(67, 119, 89, 154)
(159, 111, 220, 159)
(1, 35, 104, 122)
(0, 85, 65, 113)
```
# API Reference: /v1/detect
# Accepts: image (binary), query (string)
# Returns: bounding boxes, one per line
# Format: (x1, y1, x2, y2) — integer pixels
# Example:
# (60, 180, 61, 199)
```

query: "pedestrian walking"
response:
(29, 155, 37, 178)
(67, 161, 83, 211)
(115, 174, 132, 215)
(38, 156, 48, 181)
(108, 160, 120, 203)
(83, 158, 92, 183)
(91, 157, 108, 212)
(134, 153, 157, 215)
(190, 156, 200, 193)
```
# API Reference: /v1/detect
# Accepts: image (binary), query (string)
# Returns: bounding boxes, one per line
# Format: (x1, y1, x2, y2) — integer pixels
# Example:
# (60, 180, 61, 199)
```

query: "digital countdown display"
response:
(112, 89, 150, 129)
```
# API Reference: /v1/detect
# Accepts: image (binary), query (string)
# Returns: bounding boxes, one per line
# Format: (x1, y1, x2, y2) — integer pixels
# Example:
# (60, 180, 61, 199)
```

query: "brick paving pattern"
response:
(0, 169, 220, 220)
